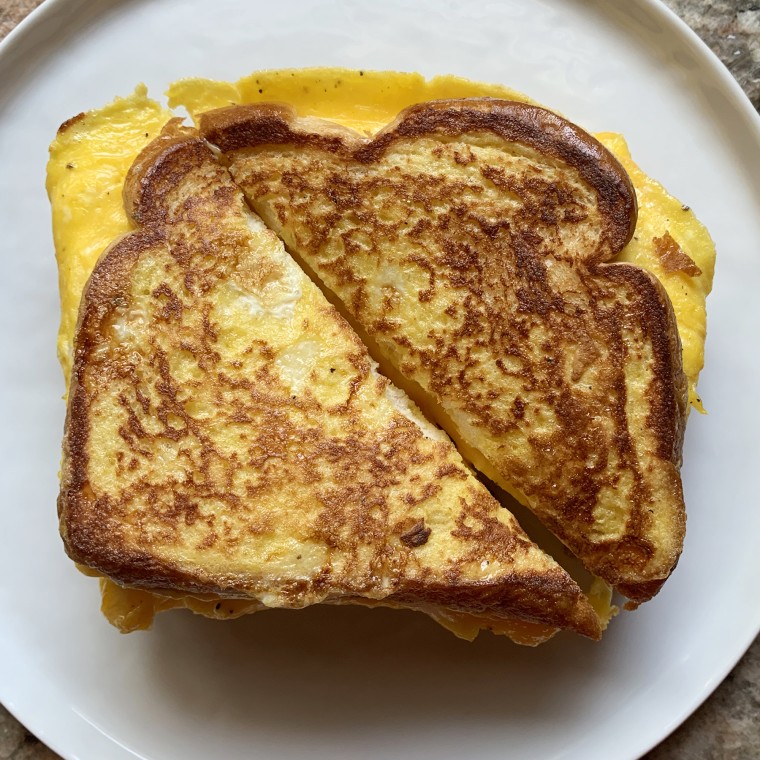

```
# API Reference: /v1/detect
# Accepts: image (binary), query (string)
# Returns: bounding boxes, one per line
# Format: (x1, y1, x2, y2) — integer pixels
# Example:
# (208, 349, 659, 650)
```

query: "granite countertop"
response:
(0, 1, 758, 758)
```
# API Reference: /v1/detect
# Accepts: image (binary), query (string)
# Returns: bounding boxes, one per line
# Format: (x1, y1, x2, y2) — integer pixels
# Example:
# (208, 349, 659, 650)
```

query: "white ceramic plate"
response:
(1, 1, 758, 758)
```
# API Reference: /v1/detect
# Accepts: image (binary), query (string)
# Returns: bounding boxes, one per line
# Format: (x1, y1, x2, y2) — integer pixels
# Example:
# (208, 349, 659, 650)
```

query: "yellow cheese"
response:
(597, 133, 714, 411)
(49, 68, 714, 636)
(168, 68, 536, 135)
(47, 85, 173, 382)
(99, 576, 557, 645)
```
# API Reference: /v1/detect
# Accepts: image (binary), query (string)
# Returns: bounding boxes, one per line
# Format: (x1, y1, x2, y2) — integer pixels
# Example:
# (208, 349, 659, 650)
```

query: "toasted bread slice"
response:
(200, 99, 689, 603)
(57, 120, 601, 642)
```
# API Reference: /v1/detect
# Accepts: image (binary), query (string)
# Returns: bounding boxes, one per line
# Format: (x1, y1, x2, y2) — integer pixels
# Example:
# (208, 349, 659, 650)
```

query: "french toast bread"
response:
(199, 99, 689, 604)
(57, 120, 602, 642)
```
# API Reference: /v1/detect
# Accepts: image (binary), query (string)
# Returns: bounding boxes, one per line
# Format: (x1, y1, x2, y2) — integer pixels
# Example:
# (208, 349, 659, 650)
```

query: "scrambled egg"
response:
(48, 68, 715, 635)
(48, 85, 172, 381)
(597, 133, 714, 411)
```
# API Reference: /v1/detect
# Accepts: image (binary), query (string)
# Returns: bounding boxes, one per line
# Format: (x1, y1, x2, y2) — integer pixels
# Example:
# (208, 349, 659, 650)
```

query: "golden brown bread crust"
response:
(200, 98, 688, 603)
(58, 120, 602, 639)
(201, 99, 637, 256)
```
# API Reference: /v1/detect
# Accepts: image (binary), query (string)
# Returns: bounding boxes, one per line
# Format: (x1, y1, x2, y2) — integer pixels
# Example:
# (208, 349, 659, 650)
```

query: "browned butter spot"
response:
(400, 520, 432, 547)
(653, 231, 702, 277)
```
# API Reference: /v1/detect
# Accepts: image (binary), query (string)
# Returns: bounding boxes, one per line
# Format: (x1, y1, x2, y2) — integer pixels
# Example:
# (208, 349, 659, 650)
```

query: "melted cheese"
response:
(49, 68, 715, 640)
(167, 69, 537, 135)
(596, 133, 714, 411)
(99, 577, 557, 645)
(47, 85, 173, 381)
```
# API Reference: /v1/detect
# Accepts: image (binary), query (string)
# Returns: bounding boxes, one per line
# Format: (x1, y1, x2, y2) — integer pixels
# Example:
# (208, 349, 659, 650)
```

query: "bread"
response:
(199, 98, 689, 603)
(57, 120, 602, 644)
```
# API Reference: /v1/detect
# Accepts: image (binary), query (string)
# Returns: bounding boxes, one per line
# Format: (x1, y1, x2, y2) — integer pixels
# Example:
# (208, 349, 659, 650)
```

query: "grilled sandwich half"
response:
(200, 99, 689, 604)
(57, 120, 602, 644)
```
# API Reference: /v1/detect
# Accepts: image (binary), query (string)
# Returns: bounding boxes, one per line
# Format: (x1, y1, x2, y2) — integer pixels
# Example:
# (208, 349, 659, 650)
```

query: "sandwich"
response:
(199, 98, 695, 604)
(55, 117, 602, 645)
(48, 68, 714, 640)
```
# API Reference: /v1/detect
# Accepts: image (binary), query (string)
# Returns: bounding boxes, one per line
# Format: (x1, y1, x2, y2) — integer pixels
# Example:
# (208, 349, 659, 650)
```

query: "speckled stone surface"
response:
(0, 1, 758, 758)
(664, 0, 760, 110)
